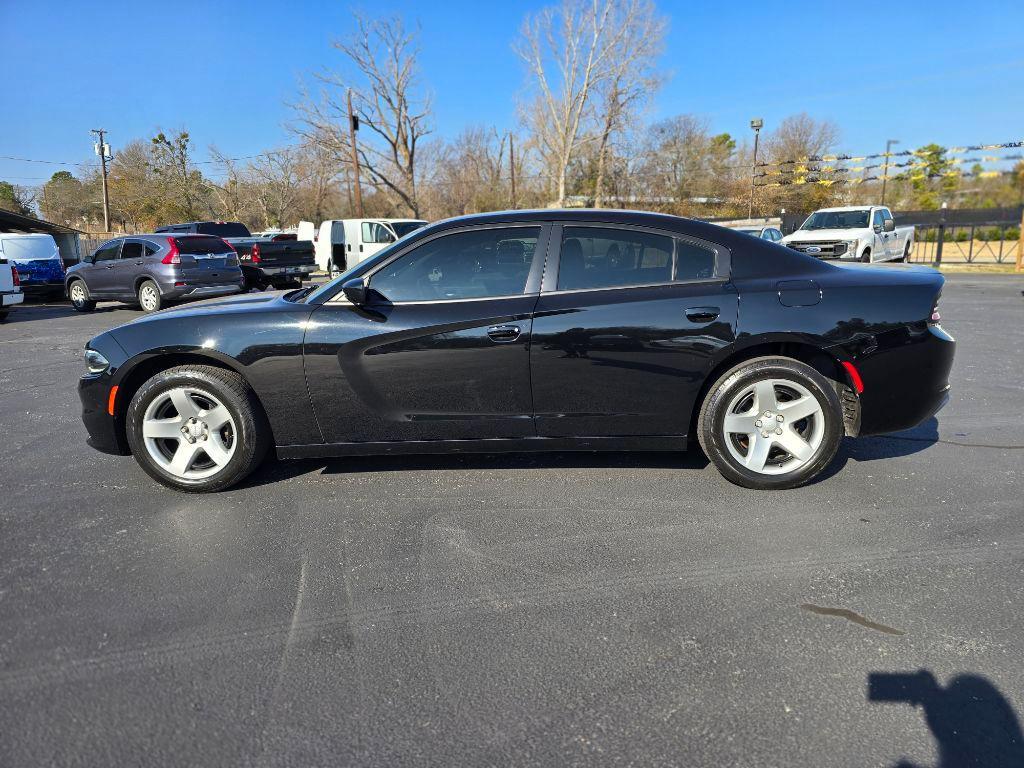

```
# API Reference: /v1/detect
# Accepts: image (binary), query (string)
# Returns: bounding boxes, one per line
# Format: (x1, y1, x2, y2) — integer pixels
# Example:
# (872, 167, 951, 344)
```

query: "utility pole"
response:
(880, 138, 899, 205)
(346, 89, 364, 217)
(509, 133, 517, 209)
(91, 129, 112, 231)
(748, 118, 764, 220)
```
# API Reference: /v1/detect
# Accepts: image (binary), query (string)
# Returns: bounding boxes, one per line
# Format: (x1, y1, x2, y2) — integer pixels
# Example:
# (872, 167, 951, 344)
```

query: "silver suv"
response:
(65, 235, 244, 313)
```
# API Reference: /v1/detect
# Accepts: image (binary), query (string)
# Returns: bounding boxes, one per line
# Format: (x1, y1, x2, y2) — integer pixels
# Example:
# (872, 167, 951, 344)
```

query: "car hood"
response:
(784, 229, 866, 242)
(124, 290, 293, 325)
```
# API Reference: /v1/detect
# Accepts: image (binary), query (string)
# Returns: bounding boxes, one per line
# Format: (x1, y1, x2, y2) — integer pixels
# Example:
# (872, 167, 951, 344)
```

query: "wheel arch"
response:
(112, 351, 276, 451)
(689, 338, 858, 442)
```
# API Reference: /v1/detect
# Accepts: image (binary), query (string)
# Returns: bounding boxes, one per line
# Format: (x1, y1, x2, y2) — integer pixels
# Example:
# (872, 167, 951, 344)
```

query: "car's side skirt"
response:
(276, 435, 689, 460)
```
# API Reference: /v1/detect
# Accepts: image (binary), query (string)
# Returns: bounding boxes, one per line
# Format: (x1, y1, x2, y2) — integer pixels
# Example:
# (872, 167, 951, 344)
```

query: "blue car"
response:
(0, 233, 66, 299)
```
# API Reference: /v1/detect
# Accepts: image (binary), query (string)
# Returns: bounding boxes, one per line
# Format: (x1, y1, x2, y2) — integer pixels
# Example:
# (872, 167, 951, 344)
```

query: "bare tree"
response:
(515, 0, 623, 206)
(295, 15, 431, 217)
(591, 0, 666, 207)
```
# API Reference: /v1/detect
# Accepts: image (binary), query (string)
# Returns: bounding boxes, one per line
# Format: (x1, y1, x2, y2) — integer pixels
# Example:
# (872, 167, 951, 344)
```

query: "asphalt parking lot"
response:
(1, 272, 1022, 766)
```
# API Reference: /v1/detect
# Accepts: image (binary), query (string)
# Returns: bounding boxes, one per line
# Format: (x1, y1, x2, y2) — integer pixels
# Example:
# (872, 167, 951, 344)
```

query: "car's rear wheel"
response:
(69, 280, 96, 312)
(0, 310, 8, 322)
(126, 365, 270, 492)
(138, 280, 162, 312)
(698, 357, 843, 490)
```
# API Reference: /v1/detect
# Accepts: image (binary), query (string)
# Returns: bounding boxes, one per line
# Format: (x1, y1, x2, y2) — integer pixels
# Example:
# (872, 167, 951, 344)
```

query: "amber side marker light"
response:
(107, 385, 119, 416)
(840, 361, 864, 394)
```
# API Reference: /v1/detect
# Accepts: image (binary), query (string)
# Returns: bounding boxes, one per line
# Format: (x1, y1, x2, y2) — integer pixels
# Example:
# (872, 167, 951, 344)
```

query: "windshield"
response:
(299, 237, 412, 304)
(800, 210, 870, 230)
(390, 221, 427, 239)
(734, 228, 760, 236)
(196, 222, 251, 238)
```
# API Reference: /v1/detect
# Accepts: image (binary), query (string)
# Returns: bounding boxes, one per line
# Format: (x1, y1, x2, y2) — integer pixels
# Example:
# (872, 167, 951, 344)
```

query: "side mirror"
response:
(341, 277, 368, 305)
(883, 218, 896, 232)
(83, 254, 95, 264)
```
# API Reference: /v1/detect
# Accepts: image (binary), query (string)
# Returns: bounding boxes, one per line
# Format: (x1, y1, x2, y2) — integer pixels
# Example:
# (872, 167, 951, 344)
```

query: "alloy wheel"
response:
(721, 378, 825, 475)
(141, 386, 237, 480)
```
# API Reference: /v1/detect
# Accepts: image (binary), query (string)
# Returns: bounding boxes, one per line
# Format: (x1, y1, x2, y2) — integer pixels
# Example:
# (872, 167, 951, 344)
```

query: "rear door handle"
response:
(487, 324, 521, 342)
(685, 306, 719, 323)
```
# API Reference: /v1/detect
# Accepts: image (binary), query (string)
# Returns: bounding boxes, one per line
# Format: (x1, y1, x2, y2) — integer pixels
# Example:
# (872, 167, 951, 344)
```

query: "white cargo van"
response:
(298, 219, 428, 274)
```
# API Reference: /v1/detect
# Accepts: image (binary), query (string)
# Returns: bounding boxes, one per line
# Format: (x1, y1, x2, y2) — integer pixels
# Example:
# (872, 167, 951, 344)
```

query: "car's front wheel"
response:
(126, 365, 270, 492)
(698, 357, 843, 490)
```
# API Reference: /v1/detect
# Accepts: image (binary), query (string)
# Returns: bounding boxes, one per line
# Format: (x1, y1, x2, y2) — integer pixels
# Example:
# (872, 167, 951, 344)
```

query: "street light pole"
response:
(880, 138, 899, 205)
(748, 118, 763, 220)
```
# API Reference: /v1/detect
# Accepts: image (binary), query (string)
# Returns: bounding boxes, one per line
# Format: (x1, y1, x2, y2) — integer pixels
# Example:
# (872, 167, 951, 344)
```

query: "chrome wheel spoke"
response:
(753, 381, 777, 412)
(202, 434, 233, 467)
(143, 417, 184, 439)
(778, 395, 819, 423)
(724, 412, 758, 434)
(776, 429, 814, 462)
(202, 405, 232, 431)
(744, 434, 773, 472)
(169, 440, 203, 476)
(169, 389, 200, 419)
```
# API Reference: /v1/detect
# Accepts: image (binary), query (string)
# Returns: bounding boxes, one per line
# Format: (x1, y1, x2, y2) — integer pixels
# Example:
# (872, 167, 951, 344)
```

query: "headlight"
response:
(84, 348, 110, 374)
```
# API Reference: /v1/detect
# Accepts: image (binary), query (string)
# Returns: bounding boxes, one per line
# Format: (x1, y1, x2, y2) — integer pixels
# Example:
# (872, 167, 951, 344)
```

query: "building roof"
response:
(0, 209, 83, 235)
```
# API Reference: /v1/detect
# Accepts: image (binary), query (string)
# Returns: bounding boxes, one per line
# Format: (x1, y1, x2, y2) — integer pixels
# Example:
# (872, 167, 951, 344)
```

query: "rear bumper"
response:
(79, 374, 129, 455)
(260, 265, 316, 276)
(18, 281, 64, 296)
(164, 284, 242, 301)
(853, 324, 956, 436)
(1, 290, 24, 307)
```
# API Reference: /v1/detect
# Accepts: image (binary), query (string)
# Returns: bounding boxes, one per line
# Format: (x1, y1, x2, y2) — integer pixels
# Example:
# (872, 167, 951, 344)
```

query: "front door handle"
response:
(487, 324, 521, 343)
(685, 306, 719, 323)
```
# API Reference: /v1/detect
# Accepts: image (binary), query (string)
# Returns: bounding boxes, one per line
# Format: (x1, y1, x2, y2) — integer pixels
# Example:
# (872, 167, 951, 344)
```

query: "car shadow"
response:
(1, 302, 130, 323)
(242, 449, 711, 488)
(842, 417, 941, 462)
(867, 669, 1024, 767)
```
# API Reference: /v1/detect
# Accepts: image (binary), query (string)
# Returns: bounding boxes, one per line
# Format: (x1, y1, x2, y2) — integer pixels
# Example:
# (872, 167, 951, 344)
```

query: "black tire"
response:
(126, 365, 270, 492)
(68, 279, 97, 312)
(899, 242, 911, 262)
(697, 356, 844, 490)
(138, 279, 162, 312)
(0, 309, 8, 322)
(860, 248, 871, 263)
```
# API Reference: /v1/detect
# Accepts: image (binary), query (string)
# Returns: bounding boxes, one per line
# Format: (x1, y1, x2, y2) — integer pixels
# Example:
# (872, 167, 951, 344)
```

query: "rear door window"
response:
(556, 227, 674, 290)
(174, 237, 234, 255)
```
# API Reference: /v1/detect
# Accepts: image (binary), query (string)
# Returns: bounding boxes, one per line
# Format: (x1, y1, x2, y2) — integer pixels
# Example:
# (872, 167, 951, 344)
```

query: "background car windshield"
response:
(195, 223, 251, 238)
(174, 236, 234, 254)
(1, 238, 59, 260)
(370, 227, 538, 302)
(801, 210, 870, 229)
(390, 222, 427, 238)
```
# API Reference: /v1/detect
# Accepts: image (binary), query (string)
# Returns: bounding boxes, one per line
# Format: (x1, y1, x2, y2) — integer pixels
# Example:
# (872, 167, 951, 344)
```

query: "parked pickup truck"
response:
(0, 260, 24, 321)
(781, 205, 914, 263)
(155, 222, 315, 290)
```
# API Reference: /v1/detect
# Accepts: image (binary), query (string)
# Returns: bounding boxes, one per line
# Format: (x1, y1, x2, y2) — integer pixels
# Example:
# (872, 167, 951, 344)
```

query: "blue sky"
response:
(2, 0, 1022, 184)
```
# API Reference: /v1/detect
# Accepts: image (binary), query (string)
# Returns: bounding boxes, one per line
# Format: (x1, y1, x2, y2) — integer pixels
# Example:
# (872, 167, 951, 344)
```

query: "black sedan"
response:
(78, 209, 954, 492)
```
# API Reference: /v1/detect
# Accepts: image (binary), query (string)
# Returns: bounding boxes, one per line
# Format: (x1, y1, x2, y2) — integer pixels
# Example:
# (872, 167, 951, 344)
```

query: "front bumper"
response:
(79, 373, 129, 454)
(1, 290, 24, 307)
(853, 324, 956, 436)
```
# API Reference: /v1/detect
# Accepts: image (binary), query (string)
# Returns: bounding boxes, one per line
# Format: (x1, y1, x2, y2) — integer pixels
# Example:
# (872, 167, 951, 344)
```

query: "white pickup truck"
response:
(0, 260, 24, 321)
(781, 205, 914, 263)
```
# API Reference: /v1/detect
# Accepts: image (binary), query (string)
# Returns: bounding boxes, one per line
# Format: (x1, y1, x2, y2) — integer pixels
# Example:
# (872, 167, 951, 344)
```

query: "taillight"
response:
(162, 238, 181, 265)
(928, 292, 941, 324)
(250, 244, 261, 264)
(11, 266, 19, 287)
